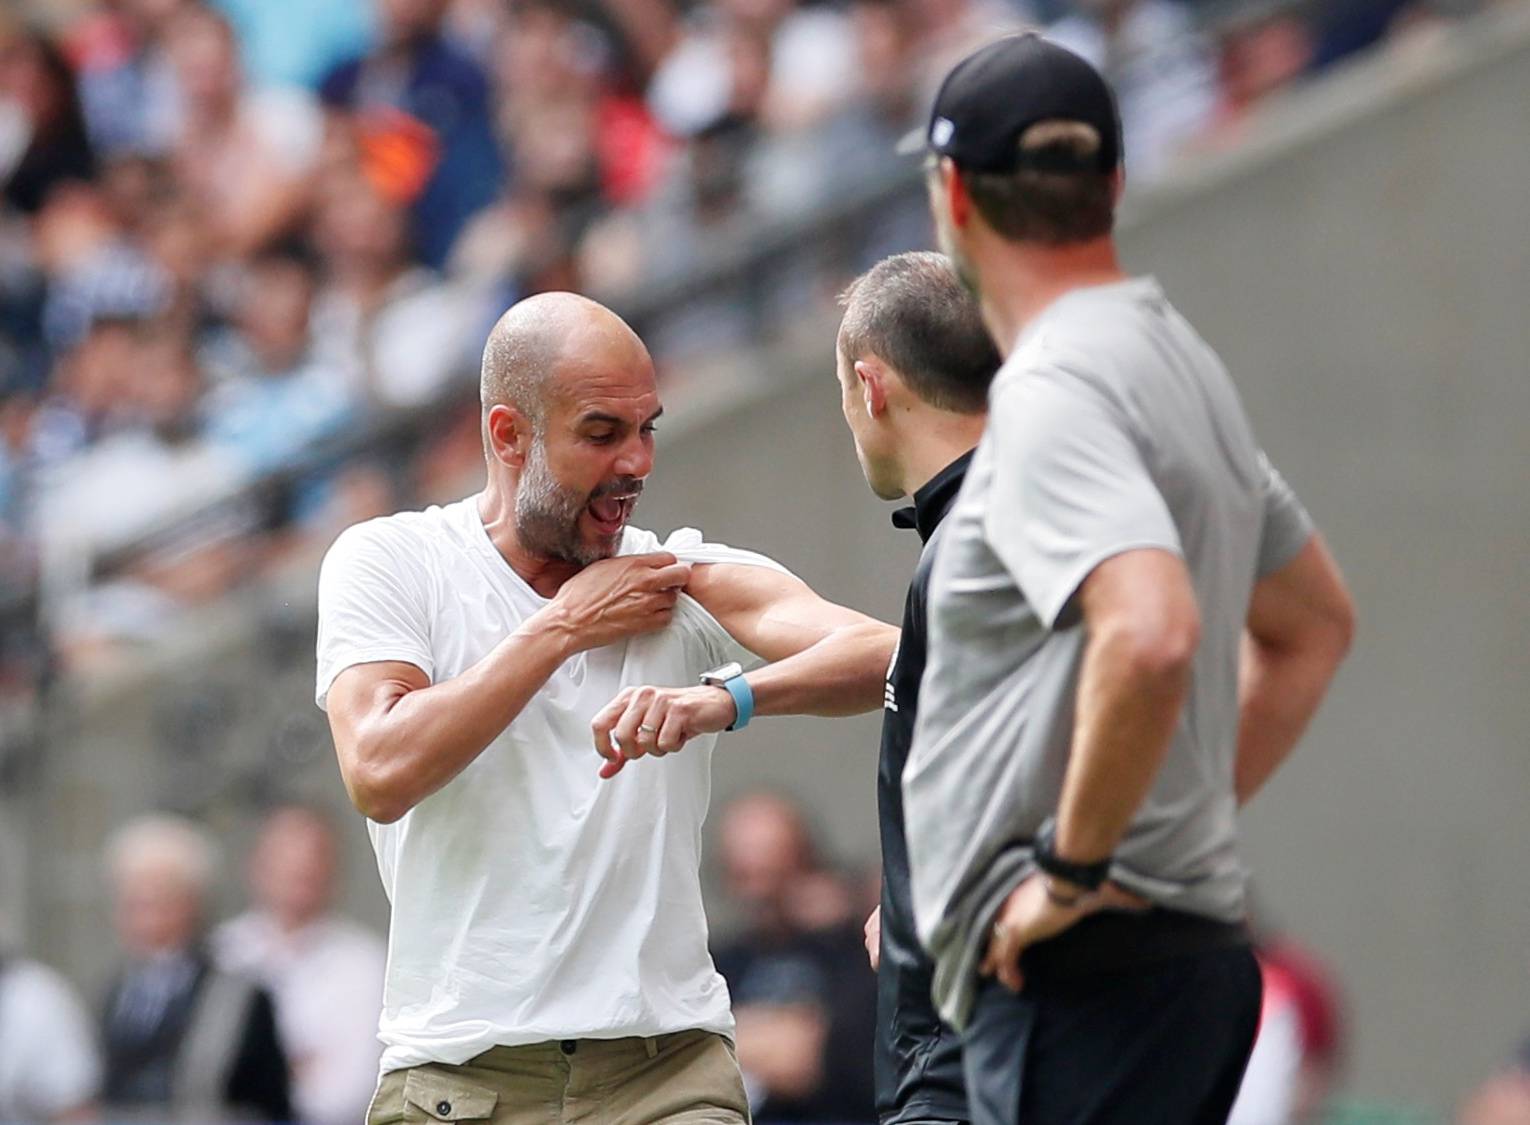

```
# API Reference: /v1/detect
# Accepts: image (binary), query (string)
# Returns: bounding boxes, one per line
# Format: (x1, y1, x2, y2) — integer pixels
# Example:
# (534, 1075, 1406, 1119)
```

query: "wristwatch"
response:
(700, 662, 753, 731)
(1032, 818, 1111, 893)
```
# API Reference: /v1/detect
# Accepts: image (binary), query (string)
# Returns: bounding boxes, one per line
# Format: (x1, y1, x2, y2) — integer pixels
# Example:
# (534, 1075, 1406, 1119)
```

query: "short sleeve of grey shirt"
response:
(987, 368, 1184, 628)
(1256, 454, 1313, 577)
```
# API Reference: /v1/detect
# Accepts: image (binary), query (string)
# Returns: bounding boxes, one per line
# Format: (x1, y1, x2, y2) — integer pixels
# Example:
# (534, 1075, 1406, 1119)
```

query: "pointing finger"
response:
(591, 692, 630, 760)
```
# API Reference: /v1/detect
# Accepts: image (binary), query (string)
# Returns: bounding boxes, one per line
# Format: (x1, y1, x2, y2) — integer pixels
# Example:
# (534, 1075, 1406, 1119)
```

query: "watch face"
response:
(702, 661, 744, 685)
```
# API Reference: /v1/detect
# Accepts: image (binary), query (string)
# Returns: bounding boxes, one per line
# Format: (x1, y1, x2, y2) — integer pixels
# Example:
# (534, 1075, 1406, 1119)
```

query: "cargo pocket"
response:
(402, 1068, 500, 1124)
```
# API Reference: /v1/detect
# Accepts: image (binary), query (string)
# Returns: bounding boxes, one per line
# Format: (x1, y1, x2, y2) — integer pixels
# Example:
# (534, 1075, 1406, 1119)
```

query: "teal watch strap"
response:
(722, 674, 753, 731)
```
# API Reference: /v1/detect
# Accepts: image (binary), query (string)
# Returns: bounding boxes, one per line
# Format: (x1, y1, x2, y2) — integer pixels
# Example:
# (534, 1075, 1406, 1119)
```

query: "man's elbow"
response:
(1328, 591, 1358, 662)
(343, 754, 415, 825)
(1110, 609, 1202, 685)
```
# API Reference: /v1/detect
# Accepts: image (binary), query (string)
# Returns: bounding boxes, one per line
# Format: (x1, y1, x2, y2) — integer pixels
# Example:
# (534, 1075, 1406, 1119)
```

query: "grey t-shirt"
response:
(905, 277, 1313, 1029)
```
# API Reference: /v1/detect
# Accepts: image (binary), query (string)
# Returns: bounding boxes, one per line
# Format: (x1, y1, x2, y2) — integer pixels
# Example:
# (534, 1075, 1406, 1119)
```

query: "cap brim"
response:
(894, 125, 928, 158)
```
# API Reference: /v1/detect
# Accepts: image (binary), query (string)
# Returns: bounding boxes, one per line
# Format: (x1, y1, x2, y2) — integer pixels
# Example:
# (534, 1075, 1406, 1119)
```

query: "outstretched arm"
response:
(593, 563, 897, 775)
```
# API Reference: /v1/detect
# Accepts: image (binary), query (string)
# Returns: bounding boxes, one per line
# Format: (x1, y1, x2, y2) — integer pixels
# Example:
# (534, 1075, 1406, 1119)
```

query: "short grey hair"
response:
(838, 251, 1000, 414)
(106, 814, 219, 897)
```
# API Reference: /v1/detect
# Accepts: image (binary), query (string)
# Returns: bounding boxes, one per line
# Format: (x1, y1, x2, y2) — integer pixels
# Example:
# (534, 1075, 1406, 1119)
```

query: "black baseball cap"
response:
(899, 33, 1123, 174)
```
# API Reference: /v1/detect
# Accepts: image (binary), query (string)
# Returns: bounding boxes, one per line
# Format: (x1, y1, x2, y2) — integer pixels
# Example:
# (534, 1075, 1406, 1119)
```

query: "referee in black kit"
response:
(833, 251, 1000, 1125)
(901, 34, 1357, 1125)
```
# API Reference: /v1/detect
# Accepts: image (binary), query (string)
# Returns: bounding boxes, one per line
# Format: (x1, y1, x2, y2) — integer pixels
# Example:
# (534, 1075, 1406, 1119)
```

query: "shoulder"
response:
(324, 504, 457, 565)
(989, 344, 1119, 425)
(0, 959, 87, 1020)
(659, 527, 794, 577)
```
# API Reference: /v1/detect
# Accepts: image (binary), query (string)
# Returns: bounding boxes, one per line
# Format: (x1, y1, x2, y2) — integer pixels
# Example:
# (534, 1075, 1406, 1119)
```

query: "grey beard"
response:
(515, 440, 605, 567)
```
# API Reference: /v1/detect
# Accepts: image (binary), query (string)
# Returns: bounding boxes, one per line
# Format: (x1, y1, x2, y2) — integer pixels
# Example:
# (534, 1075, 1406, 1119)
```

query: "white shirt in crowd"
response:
(316, 497, 785, 1073)
(214, 913, 386, 1125)
(0, 957, 101, 1121)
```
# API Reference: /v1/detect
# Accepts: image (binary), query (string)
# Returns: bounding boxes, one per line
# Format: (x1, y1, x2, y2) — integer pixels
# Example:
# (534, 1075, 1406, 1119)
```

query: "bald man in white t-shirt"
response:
(317, 292, 896, 1125)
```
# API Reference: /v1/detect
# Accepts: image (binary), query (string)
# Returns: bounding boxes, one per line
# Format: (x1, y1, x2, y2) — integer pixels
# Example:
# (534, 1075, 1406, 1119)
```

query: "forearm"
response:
(745, 622, 898, 717)
(346, 609, 576, 820)
(1234, 632, 1344, 805)
(1054, 625, 1191, 862)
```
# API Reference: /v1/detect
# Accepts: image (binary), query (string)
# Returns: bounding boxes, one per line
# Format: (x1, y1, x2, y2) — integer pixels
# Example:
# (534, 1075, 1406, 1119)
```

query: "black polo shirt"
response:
(876, 451, 972, 1124)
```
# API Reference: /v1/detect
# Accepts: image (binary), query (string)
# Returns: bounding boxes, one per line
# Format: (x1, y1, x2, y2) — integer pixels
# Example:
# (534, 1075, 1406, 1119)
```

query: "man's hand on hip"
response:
(544, 553, 692, 653)
(592, 682, 739, 778)
(864, 905, 881, 971)
(980, 877, 1148, 993)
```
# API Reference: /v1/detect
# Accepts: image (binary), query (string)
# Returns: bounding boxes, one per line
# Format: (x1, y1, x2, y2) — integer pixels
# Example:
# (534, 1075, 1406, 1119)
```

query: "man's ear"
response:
(1110, 167, 1125, 206)
(943, 158, 971, 230)
(854, 358, 890, 419)
(486, 403, 534, 468)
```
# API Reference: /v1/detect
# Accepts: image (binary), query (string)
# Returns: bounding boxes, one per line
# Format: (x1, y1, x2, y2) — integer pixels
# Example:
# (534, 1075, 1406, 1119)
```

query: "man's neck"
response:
(977, 238, 1128, 357)
(477, 488, 581, 597)
(899, 411, 986, 498)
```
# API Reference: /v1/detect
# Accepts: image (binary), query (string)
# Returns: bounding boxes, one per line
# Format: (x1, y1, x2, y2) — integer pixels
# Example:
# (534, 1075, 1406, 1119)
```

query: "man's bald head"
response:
(480, 292, 651, 433)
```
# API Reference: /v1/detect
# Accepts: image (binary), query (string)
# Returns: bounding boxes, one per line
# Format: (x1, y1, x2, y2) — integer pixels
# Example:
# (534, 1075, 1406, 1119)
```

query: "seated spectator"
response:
(1212, 10, 1316, 136)
(309, 168, 487, 410)
(0, 28, 96, 216)
(29, 180, 170, 365)
(712, 791, 876, 1124)
(320, 0, 505, 268)
(202, 251, 355, 475)
(32, 326, 256, 663)
(0, 925, 101, 1123)
(214, 804, 385, 1125)
(28, 313, 150, 471)
(64, 0, 184, 159)
(162, 5, 324, 261)
(1047, 0, 1218, 180)
(1230, 931, 1346, 1125)
(33, 325, 245, 572)
(100, 814, 293, 1124)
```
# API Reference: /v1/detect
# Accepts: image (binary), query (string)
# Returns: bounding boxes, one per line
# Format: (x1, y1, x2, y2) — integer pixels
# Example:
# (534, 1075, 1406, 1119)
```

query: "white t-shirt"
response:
(315, 496, 787, 1072)
(213, 913, 386, 1125)
(0, 958, 101, 1121)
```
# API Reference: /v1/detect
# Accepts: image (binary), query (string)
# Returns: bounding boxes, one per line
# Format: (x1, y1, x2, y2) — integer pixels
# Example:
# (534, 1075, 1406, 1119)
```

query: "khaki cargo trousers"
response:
(366, 1030, 750, 1125)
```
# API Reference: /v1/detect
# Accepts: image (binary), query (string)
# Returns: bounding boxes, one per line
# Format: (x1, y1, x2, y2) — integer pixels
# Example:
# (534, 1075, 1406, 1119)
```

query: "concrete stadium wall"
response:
(22, 7, 1530, 1112)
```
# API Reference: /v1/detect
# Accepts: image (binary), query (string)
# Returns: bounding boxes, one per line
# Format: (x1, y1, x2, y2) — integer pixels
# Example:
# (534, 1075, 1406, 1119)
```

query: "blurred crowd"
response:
(0, 0, 1509, 677)
(0, 788, 1376, 1125)
(0, 803, 386, 1125)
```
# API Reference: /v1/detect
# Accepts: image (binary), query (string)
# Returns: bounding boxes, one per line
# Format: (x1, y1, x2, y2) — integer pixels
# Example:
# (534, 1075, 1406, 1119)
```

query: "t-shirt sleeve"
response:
(315, 521, 435, 710)
(663, 527, 796, 670)
(1255, 453, 1314, 578)
(985, 369, 1182, 629)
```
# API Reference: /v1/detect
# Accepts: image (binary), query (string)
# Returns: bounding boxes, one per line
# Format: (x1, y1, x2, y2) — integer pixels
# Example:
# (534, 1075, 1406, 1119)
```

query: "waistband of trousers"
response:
(1018, 907, 1249, 984)
(468, 1028, 721, 1067)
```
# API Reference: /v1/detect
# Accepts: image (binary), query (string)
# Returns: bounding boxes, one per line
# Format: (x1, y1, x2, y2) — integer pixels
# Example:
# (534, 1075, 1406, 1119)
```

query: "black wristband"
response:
(1033, 819, 1111, 892)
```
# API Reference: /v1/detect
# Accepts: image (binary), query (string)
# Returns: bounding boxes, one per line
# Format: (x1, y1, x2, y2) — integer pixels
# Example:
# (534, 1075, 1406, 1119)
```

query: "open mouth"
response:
(585, 492, 639, 536)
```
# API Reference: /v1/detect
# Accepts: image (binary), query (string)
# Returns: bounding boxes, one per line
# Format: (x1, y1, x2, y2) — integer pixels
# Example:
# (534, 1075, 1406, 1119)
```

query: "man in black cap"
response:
(835, 250, 1001, 1125)
(901, 33, 1356, 1125)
